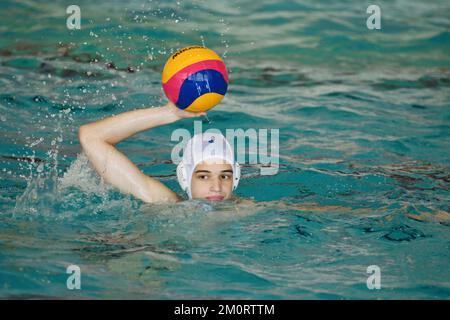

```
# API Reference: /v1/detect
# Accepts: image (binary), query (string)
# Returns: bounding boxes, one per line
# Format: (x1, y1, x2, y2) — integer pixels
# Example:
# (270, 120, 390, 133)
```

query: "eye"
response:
(221, 174, 232, 180)
(197, 175, 209, 180)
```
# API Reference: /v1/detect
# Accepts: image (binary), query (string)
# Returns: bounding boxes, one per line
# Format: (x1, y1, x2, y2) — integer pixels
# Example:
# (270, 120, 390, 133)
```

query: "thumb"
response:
(192, 111, 207, 117)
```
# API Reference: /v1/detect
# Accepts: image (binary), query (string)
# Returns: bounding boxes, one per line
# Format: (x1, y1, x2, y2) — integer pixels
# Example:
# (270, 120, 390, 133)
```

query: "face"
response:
(190, 159, 234, 201)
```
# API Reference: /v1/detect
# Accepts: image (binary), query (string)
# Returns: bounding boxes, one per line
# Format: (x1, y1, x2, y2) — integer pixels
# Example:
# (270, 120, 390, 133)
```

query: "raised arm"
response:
(78, 102, 205, 203)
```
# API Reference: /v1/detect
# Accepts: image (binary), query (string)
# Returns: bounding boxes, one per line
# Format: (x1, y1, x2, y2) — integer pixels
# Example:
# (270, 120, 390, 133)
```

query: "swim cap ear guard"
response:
(176, 161, 241, 199)
(176, 161, 189, 192)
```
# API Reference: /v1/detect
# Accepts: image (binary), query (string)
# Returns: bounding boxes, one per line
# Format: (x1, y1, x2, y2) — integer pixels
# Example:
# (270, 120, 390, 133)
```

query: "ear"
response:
(176, 161, 188, 191)
(233, 162, 241, 190)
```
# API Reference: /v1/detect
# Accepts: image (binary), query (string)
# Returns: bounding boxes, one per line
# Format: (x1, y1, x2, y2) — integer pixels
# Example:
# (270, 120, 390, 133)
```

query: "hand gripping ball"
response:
(162, 46, 229, 112)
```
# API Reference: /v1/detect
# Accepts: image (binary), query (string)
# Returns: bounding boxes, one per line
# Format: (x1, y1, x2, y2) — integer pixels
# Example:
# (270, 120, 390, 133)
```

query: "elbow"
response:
(78, 125, 96, 149)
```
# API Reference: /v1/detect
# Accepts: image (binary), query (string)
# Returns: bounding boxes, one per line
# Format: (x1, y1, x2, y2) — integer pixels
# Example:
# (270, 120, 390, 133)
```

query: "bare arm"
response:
(78, 102, 205, 203)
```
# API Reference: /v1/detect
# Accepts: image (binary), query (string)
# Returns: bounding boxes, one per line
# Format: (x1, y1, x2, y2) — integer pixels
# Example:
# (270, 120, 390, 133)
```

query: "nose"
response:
(209, 177, 222, 193)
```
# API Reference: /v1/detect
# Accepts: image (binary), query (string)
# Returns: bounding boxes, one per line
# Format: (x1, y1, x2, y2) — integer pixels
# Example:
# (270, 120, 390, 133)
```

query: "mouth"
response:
(205, 195, 225, 201)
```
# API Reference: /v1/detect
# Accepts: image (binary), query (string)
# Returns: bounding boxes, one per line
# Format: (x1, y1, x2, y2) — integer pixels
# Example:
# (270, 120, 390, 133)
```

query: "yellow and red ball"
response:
(162, 46, 228, 112)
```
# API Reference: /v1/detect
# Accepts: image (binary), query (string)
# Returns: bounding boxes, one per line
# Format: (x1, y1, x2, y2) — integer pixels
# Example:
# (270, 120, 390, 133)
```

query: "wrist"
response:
(161, 102, 182, 122)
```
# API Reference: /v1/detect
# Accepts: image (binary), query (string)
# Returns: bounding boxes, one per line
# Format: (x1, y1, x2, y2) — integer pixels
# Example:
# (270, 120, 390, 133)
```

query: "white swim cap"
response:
(176, 132, 240, 199)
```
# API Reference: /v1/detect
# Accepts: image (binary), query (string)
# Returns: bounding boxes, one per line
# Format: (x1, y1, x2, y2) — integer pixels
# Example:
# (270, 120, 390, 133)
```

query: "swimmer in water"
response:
(78, 102, 391, 215)
(78, 101, 240, 203)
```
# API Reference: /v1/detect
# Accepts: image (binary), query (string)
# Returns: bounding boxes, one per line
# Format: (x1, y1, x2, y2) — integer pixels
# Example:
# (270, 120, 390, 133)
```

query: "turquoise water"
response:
(1, 0, 449, 299)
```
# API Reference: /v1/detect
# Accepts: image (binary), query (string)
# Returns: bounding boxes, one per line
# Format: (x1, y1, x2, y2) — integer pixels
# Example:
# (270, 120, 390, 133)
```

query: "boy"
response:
(78, 101, 240, 203)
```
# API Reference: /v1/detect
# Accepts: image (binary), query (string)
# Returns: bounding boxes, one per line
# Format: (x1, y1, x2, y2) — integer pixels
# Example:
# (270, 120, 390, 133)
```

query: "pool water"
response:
(1, 0, 449, 299)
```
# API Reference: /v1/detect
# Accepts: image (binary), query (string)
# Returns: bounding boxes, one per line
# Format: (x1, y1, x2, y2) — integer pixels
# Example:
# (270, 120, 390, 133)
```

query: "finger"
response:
(191, 111, 204, 117)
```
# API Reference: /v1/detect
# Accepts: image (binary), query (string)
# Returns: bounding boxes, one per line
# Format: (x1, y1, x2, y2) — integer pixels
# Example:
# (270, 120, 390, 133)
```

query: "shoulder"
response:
(142, 175, 181, 203)
(235, 198, 255, 205)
